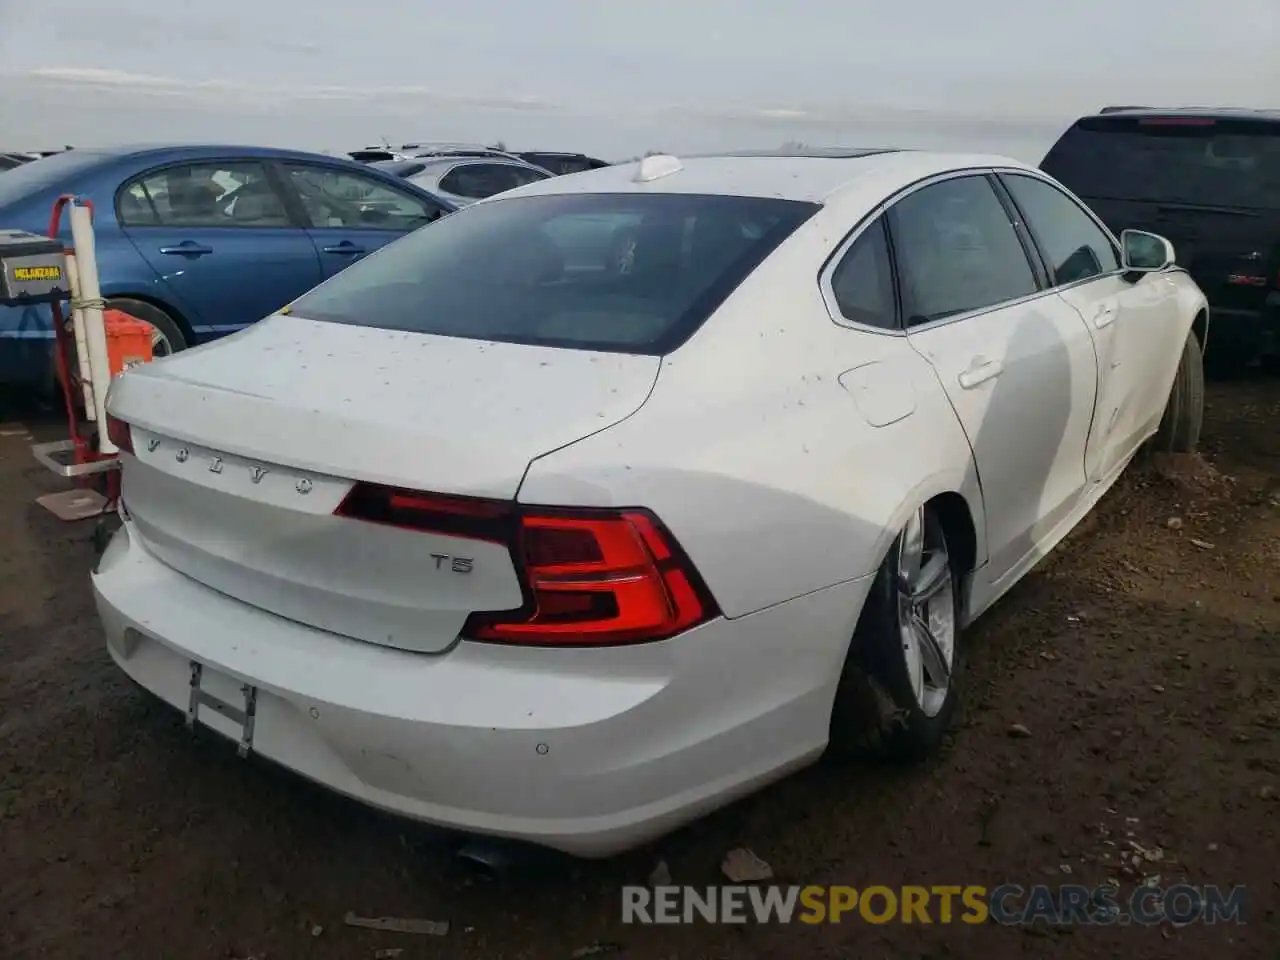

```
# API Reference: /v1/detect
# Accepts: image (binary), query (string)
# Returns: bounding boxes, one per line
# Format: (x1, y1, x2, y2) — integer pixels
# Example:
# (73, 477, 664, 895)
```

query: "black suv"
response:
(1041, 108, 1280, 368)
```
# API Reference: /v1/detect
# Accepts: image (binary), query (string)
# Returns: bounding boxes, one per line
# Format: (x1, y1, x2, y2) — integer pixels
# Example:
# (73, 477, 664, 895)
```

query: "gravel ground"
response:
(1, 375, 1277, 960)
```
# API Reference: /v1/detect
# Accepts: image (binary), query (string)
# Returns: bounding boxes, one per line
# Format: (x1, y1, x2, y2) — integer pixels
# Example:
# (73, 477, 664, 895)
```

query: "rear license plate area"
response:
(187, 660, 258, 757)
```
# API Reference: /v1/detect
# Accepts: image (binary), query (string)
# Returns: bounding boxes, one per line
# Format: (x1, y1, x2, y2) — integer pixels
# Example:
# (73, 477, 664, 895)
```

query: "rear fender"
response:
(868, 471, 986, 612)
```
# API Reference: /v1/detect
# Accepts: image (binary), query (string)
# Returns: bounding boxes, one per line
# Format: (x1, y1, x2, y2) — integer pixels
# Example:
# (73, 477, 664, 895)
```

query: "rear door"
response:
(1041, 115, 1280, 320)
(892, 173, 1100, 581)
(118, 159, 321, 330)
(998, 171, 1178, 480)
(278, 162, 450, 279)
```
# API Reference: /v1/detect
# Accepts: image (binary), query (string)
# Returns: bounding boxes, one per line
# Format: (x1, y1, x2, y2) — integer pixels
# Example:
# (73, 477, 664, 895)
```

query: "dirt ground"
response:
(1, 376, 1277, 960)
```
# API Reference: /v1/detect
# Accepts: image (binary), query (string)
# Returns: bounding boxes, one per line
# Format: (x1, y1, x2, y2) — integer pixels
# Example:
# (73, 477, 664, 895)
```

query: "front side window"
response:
(289, 192, 819, 354)
(829, 217, 897, 329)
(1001, 174, 1120, 285)
(888, 175, 1039, 326)
(282, 163, 444, 231)
(119, 161, 290, 227)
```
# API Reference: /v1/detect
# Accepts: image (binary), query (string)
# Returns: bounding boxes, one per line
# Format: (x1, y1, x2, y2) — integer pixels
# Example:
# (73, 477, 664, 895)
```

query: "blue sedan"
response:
(0, 144, 456, 385)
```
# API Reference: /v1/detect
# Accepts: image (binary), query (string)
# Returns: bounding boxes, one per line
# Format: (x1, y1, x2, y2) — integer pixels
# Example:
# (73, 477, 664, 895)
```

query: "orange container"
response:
(104, 308, 154, 375)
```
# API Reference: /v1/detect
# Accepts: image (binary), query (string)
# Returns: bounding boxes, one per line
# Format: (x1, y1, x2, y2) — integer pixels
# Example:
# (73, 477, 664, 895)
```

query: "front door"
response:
(118, 159, 322, 331)
(277, 162, 448, 280)
(998, 172, 1178, 481)
(890, 174, 1100, 581)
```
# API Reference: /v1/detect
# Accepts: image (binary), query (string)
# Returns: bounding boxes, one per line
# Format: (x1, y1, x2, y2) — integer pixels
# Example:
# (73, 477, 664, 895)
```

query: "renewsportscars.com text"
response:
(622, 883, 1247, 926)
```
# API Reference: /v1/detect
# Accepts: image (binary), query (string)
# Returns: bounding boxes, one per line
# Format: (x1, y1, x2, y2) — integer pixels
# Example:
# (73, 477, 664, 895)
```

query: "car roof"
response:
(1089, 106, 1280, 122)
(520, 151, 602, 159)
(499, 149, 1039, 204)
(412, 155, 540, 170)
(63, 143, 371, 164)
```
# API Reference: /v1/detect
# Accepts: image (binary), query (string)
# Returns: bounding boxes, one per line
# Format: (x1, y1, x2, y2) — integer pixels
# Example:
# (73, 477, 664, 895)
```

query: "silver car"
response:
(371, 156, 553, 206)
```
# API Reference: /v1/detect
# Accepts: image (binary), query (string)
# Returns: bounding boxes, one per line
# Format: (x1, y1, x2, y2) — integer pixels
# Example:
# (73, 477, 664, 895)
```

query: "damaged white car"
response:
(95, 147, 1207, 857)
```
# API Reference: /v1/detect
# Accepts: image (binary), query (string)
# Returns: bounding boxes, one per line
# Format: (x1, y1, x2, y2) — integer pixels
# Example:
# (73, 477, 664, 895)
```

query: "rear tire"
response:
(1151, 332, 1205, 454)
(829, 505, 963, 761)
(52, 298, 188, 408)
(106, 297, 188, 357)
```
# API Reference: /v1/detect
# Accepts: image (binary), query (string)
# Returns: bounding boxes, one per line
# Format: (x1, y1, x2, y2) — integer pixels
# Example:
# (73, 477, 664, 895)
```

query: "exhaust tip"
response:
(453, 838, 574, 878)
(455, 841, 515, 875)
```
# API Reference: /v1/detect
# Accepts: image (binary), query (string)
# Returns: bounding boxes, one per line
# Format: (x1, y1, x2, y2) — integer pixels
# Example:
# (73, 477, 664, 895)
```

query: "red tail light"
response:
(105, 413, 133, 454)
(335, 483, 718, 646)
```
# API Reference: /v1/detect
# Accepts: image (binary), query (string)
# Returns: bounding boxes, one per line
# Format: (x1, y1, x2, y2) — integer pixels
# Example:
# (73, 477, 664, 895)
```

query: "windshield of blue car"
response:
(289, 192, 820, 355)
(0, 149, 109, 208)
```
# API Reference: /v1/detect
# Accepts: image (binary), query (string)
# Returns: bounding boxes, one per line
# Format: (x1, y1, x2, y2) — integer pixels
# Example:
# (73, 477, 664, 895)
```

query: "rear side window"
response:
(289, 192, 819, 354)
(1041, 116, 1280, 210)
(282, 163, 445, 230)
(1001, 174, 1120, 284)
(829, 218, 897, 329)
(438, 163, 549, 199)
(888, 175, 1039, 325)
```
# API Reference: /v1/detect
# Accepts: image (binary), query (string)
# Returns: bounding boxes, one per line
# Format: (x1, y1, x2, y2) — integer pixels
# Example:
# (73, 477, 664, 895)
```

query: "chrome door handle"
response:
(322, 242, 365, 255)
(958, 358, 1002, 389)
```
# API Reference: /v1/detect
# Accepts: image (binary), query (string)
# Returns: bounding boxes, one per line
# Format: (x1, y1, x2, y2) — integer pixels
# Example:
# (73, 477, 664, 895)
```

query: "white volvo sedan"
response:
(95, 148, 1208, 857)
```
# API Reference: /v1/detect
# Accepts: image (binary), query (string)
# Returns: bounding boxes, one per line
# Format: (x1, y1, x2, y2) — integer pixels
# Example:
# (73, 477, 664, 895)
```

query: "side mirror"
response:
(1121, 229, 1174, 272)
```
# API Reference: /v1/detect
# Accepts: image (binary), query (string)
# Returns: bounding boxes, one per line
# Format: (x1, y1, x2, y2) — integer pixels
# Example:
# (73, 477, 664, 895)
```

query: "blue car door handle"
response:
(322, 242, 365, 255)
(159, 241, 213, 257)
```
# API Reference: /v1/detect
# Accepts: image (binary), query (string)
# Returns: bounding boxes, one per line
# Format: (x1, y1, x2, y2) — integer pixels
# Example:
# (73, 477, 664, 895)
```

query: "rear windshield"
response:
(1042, 116, 1280, 209)
(0, 149, 108, 208)
(289, 192, 819, 354)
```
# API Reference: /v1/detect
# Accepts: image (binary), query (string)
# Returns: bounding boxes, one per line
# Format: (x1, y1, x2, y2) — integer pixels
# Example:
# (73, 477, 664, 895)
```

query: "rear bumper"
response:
(92, 519, 871, 857)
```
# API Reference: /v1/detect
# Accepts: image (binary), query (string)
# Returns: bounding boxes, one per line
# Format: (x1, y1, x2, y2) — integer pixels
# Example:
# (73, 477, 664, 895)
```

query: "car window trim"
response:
(115, 158, 302, 229)
(818, 167, 1059, 337)
(994, 169, 1127, 293)
(279, 160, 445, 231)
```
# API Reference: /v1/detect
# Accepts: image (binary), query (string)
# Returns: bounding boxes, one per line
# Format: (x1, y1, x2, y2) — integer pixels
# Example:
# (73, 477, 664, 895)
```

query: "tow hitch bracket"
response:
(187, 661, 258, 758)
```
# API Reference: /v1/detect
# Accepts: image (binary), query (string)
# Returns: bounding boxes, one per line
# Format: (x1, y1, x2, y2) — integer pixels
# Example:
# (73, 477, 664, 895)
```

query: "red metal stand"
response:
(34, 195, 121, 504)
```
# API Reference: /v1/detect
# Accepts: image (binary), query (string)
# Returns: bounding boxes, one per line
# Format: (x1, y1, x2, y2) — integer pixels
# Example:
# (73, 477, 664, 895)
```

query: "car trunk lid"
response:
(107, 314, 661, 652)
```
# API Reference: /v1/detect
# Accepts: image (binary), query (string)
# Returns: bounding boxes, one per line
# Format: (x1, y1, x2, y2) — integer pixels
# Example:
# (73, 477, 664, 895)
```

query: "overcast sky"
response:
(1, 0, 1275, 161)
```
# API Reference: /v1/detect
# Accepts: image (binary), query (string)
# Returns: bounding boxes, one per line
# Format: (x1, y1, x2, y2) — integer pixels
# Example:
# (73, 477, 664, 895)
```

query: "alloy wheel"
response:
(895, 508, 957, 718)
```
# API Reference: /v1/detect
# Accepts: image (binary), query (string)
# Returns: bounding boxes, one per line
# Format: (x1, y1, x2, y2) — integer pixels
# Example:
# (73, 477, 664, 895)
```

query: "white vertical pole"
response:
(63, 252, 96, 417)
(68, 201, 116, 454)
